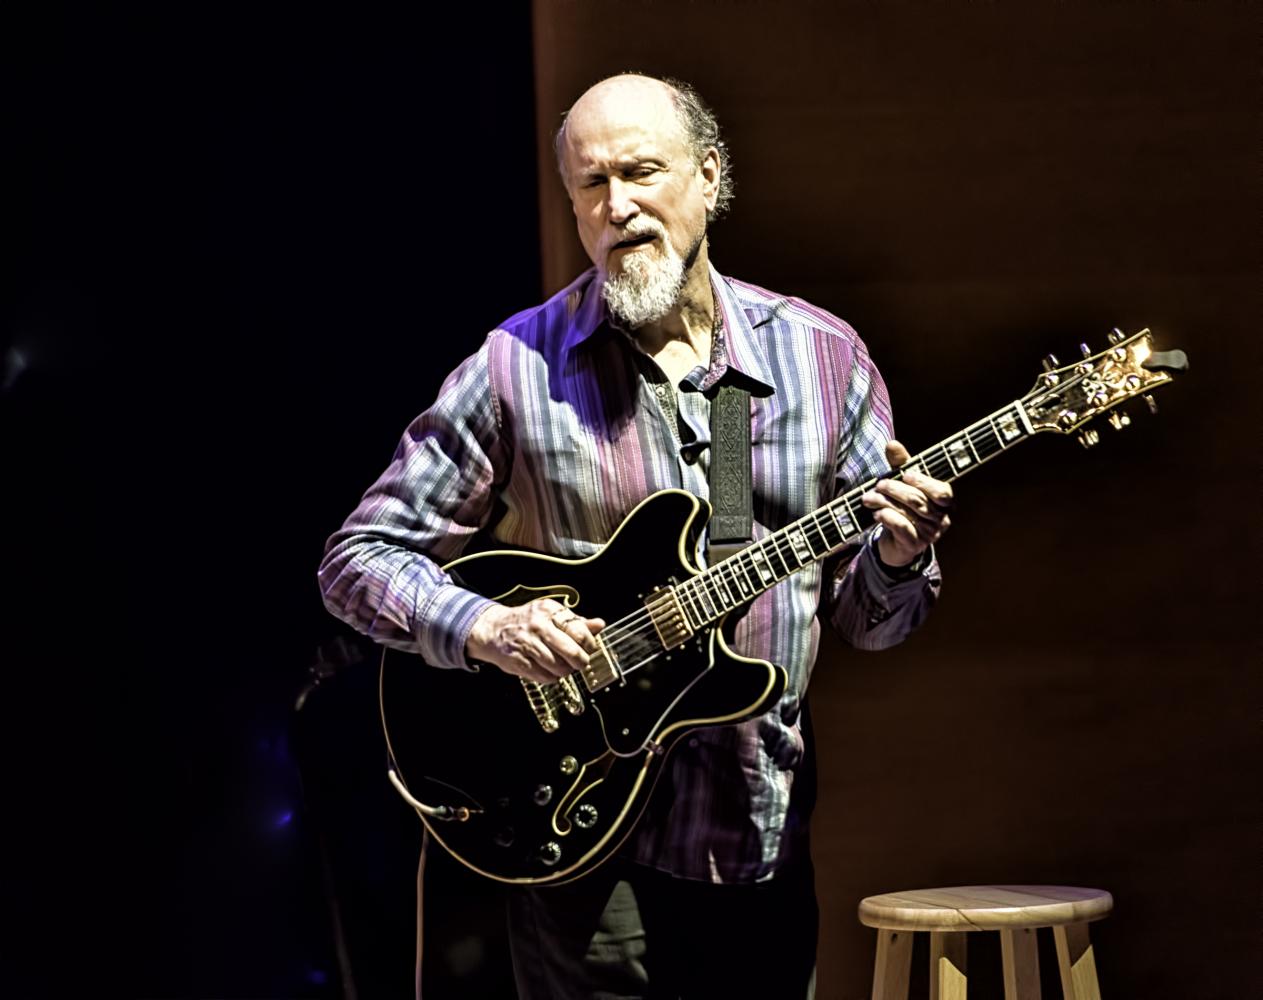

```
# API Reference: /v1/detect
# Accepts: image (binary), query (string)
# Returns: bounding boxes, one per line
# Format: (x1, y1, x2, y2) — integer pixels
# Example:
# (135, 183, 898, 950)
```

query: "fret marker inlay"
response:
(947, 438, 973, 470)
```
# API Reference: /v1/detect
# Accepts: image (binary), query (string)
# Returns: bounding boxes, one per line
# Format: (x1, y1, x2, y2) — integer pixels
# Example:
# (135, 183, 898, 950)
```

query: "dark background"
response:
(7, 1, 1258, 997)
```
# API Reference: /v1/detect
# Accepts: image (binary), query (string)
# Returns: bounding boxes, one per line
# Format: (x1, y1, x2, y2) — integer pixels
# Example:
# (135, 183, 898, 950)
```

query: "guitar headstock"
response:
(1022, 328, 1188, 445)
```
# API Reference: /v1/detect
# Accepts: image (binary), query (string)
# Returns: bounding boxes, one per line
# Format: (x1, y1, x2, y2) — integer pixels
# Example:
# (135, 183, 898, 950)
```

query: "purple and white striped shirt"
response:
(319, 263, 940, 883)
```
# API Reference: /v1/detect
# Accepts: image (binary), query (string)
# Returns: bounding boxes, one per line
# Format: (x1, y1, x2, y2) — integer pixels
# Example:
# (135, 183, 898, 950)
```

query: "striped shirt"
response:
(319, 263, 940, 883)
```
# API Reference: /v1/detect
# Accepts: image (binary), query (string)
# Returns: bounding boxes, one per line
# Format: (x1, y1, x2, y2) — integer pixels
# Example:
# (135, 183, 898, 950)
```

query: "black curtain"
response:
(8, 4, 537, 995)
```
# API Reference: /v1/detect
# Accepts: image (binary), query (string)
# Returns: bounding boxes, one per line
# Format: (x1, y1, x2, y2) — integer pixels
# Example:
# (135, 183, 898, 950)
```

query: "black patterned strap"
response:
(707, 384, 753, 561)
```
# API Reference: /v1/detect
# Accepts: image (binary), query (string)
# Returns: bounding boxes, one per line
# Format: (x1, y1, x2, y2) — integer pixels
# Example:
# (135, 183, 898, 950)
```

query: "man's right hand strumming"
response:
(466, 599, 606, 682)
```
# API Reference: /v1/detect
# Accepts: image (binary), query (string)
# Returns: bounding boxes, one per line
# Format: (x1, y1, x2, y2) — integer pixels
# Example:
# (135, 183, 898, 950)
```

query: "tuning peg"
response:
(1107, 328, 1125, 345)
(1108, 412, 1131, 430)
(1042, 353, 1061, 372)
(1079, 342, 1092, 358)
(1078, 428, 1101, 448)
(1144, 394, 1159, 415)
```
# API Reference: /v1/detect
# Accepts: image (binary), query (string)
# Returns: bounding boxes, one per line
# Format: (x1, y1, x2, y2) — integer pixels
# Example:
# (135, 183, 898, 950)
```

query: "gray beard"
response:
(600, 243, 687, 330)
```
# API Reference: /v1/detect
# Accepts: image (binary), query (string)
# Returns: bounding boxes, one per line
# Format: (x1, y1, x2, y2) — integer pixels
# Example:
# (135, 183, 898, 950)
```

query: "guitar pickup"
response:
(645, 586, 694, 649)
(578, 636, 622, 693)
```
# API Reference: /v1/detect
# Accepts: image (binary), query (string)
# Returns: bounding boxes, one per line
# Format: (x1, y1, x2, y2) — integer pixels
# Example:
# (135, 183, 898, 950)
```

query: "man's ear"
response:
(700, 147, 720, 212)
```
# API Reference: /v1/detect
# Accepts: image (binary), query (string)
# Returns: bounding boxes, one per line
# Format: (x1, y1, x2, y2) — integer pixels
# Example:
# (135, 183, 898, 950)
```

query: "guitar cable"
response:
(386, 750, 479, 822)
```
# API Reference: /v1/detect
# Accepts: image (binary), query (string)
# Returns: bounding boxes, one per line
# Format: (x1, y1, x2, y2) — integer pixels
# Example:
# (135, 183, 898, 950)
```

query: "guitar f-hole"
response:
(551, 751, 615, 837)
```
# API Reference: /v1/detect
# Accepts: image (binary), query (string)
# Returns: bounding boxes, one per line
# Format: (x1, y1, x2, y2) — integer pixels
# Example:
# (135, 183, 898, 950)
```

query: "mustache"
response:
(603, 218, 666, 254)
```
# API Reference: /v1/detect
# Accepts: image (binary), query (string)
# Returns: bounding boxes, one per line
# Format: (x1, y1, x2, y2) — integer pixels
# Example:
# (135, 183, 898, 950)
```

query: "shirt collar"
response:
(561, 262, 777, 398)
(706, 262, 776, 396)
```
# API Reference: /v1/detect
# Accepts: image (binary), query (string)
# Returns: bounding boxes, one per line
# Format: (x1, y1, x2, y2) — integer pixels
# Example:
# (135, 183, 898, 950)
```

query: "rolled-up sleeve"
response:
(317, 339, 509, 668)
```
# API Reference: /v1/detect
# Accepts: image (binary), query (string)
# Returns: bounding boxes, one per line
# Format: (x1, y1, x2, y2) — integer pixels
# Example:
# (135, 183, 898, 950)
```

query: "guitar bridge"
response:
(521, 674, 587, 732)
(557, 675, 585, 715)
(521, 678, 560, 732)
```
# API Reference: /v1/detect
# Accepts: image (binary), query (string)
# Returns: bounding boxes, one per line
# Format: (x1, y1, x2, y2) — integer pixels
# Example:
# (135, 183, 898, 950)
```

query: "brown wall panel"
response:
(532, 2, 1258, 997)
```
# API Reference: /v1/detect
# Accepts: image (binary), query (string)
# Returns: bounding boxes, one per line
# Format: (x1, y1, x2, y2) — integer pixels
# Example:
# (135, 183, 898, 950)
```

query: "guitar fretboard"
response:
(674, 400, 1033, 629)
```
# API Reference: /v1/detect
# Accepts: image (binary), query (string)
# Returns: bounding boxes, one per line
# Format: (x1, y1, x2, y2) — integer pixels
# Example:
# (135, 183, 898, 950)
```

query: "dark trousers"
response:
(506, 858, 818, 1000)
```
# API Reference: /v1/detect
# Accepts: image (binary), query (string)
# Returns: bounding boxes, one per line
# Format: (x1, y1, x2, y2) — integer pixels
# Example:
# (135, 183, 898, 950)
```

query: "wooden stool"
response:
(859, 885, 1112, 1000)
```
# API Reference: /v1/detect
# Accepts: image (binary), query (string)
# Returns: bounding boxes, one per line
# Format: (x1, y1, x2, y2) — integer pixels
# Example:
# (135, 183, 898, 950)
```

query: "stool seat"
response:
(859, 884, 1113, 932)
(859, 885, 1113, 999)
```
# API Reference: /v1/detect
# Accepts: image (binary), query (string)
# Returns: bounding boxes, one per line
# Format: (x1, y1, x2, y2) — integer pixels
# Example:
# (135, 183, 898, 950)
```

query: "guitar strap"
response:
(706, 384, 753, 565)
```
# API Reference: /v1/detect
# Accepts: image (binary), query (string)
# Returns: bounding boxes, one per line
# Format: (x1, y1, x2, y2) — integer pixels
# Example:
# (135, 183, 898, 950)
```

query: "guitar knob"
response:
(559, 756, 578, 775)
(1144, 394, 1159, 414)
(533, 784, 553, 806)
(573, 803, 599, 830)
(1108, 412, 1130, 430)
(1042, 353, 1060, 372)
(1108, 328, 1125, 344)
(1079, 342, 1092, 358)
(538, 841, 562, 866)
(1078, 429, 1100, 448)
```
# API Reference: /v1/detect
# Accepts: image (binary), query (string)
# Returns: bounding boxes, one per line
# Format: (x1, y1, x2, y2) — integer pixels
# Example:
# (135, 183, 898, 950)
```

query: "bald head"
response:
(555, 73, 734, 222)
(557, 76, 686, 193)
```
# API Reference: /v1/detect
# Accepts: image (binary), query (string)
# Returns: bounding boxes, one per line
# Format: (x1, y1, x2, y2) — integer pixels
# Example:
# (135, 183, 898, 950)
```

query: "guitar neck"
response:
(674, 399, 1035, 629)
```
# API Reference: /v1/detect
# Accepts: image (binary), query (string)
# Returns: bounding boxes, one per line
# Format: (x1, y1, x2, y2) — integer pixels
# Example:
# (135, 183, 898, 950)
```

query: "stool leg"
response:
(871, 929, 913, 1000)
(1000, 927, 1042, 999)
(1054, 921, 1102, 1000)
(929, 932, 967, 1000)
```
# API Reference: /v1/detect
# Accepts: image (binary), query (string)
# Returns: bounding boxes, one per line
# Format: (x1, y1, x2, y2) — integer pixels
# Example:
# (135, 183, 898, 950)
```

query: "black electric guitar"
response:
(380, 329, 1187, 885)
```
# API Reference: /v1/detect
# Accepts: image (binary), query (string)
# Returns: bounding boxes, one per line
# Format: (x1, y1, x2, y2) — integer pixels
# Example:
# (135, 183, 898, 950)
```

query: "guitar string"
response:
(590, 508, 857, 679)
(583, 406, 1030, 675)
(570, 359, 1100, 659)
(580, 376, 1105, 675)
(597, 490, 866, 647)
(564, 366, 1109, 691)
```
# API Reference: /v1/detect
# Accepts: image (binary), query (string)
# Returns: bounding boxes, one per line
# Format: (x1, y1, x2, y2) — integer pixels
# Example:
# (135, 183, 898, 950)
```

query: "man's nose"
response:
(606, 177, 639, 224)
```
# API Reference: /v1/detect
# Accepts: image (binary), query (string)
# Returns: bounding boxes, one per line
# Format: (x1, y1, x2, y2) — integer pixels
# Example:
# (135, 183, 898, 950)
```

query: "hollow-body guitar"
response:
(380, 329, 1186, 885)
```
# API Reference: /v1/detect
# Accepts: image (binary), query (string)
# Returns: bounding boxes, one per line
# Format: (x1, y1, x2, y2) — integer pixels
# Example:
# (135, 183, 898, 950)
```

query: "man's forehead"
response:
(566, 126, 673, 171)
